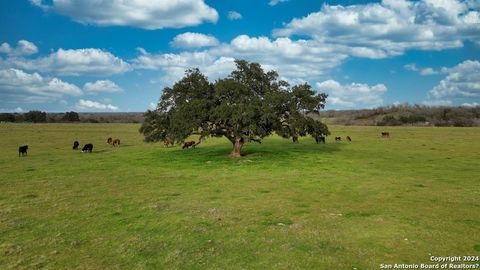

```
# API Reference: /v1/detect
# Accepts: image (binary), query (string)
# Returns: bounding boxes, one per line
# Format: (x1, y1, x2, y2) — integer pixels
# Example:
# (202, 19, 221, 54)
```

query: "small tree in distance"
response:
(24, 110, 47, 123)
(140, 60, 330, 157)
(62, 111, 80, 122)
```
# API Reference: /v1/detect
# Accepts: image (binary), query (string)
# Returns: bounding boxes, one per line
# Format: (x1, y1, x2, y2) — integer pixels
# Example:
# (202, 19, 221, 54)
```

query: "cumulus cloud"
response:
(132, 35, 347, 84)
(228, 11, 243, 20)
(0, 40, 38, 56)
(461, 102, 479, 107)
(269, 0, 288, 6)
(132, 49, 237, 84)
(273, 0, 480, 58)
(7, 48, 130, 76)
(419, 67, 439, 76)
(429, 60, 480, 100)
(0, 68, 82, 103)
(31, 0, 218, 30)
(404, 63, 418, 71)
(405, 63, 443, 75)
(84, 80, 122, 93)
(75, 99, 119, 111)
(170, 32, 219, 48)
(316, 79, 387, 108)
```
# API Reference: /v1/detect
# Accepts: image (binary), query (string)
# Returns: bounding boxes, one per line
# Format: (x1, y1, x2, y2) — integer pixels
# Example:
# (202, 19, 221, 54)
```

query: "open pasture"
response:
(0, 123, 479, 269)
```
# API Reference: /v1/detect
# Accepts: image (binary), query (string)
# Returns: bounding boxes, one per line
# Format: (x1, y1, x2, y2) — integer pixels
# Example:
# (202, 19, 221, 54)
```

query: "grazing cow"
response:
(82, 143, 93, 153)
(346, 136, 352, 142)
(182, 141, 196, 149)
(315, 136, 326, 144)
(112, 139, 120, 147)
(335, 136, 342, 142)
(73, 141, 79, 150)
(381, 132, 390, 138)
(18, 145, 28, 157)
(107, 137, 113, 145)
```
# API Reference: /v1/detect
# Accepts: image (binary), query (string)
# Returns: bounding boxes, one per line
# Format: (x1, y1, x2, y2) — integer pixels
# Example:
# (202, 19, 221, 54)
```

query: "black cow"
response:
(315, 136, 326, 144)
(18, 145, 28, 157)
(381, 132, 390, 138)
(82, 143, 93, 153)
(346, 136, 352, 142)
(335, 136, 342, 141)
(73, 141, 79, 150)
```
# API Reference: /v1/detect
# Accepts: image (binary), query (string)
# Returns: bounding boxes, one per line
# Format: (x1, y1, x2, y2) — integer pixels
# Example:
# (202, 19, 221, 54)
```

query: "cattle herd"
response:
(18, 132, 392, 157)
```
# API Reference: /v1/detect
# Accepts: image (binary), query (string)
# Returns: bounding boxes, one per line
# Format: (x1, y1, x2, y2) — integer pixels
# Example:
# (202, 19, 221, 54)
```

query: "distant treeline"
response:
(317, 104, 480, 127)
(2, 105, 480, 126)
(0, 111, 144, 123)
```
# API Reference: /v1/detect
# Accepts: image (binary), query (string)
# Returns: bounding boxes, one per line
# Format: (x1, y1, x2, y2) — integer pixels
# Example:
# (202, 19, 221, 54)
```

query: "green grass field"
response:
(0, 123, 479, 269)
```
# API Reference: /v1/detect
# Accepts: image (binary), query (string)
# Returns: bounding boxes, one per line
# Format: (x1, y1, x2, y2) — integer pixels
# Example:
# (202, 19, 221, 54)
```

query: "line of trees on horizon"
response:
(1, 105, 479, 126)
(318, 103, 480, 127)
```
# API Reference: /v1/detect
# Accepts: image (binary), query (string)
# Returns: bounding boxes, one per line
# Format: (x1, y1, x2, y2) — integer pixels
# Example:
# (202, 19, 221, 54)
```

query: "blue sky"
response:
(0, 0, 479, 112)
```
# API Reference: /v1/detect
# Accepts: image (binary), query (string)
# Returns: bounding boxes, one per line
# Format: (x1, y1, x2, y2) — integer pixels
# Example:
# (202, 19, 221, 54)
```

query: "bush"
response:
(0, 113, 16, 122)
(62, 111, 80, 122)
(24, 110, 47, 123)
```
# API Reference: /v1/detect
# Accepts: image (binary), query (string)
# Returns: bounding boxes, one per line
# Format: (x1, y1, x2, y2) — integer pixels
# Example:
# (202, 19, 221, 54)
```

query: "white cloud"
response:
(316, 79, 387, 108)
(419, 67, 439, 76)
(422, 99, 453, 106)
(405, 63, 444, 75)
(273, 0, 480, 58)
(228, 11, 243, 20)
(15, 107, 24, 113)
(0, 40, 38, 56)
(76, 99, 119, 111)
(170, 32, 219, 48)
(8, 48, 131, 76)
(84, 80, 122, 93)
(0, 68, 82, 103)
(404, 63, 418, 71)
(32, 0, 218, 30)
(132, 35, 347, 85)
(269, 0, 288, 6)
(461, 102, 479, 107)
(429, 60, 480, 100)
(132, 49, 237, 84)
(0, 43, 12, 54)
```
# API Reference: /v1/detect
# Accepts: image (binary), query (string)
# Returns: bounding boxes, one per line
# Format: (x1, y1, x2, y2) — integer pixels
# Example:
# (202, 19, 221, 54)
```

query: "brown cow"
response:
(112, 139, 120, 147)
(182, 141, 196, 149)
(107, 137, 113, 145)
(381, 132, 390, 138)
(346, 136, 352, 142)
(163, 140, 172, 147)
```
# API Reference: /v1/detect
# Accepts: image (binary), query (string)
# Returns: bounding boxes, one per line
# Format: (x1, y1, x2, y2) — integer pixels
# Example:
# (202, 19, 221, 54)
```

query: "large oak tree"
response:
(140, 60, 329, 157)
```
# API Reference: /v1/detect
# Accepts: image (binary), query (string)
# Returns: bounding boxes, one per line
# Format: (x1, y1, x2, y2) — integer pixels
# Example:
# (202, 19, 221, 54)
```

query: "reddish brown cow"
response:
(182, 141, 196, 149)
(112, 139, 120, 147)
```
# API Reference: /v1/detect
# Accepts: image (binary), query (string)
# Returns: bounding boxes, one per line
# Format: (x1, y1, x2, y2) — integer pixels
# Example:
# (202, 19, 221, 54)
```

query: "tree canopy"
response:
(62, 111, 80, 122)
(140, 60, 330, 157)
(24, 110, 47, 123)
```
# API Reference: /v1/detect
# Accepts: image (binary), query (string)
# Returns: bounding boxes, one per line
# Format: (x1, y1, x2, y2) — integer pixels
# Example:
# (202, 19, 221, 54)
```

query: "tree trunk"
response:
(230, 137, 244, 157)
(292, 136, 299, 143)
